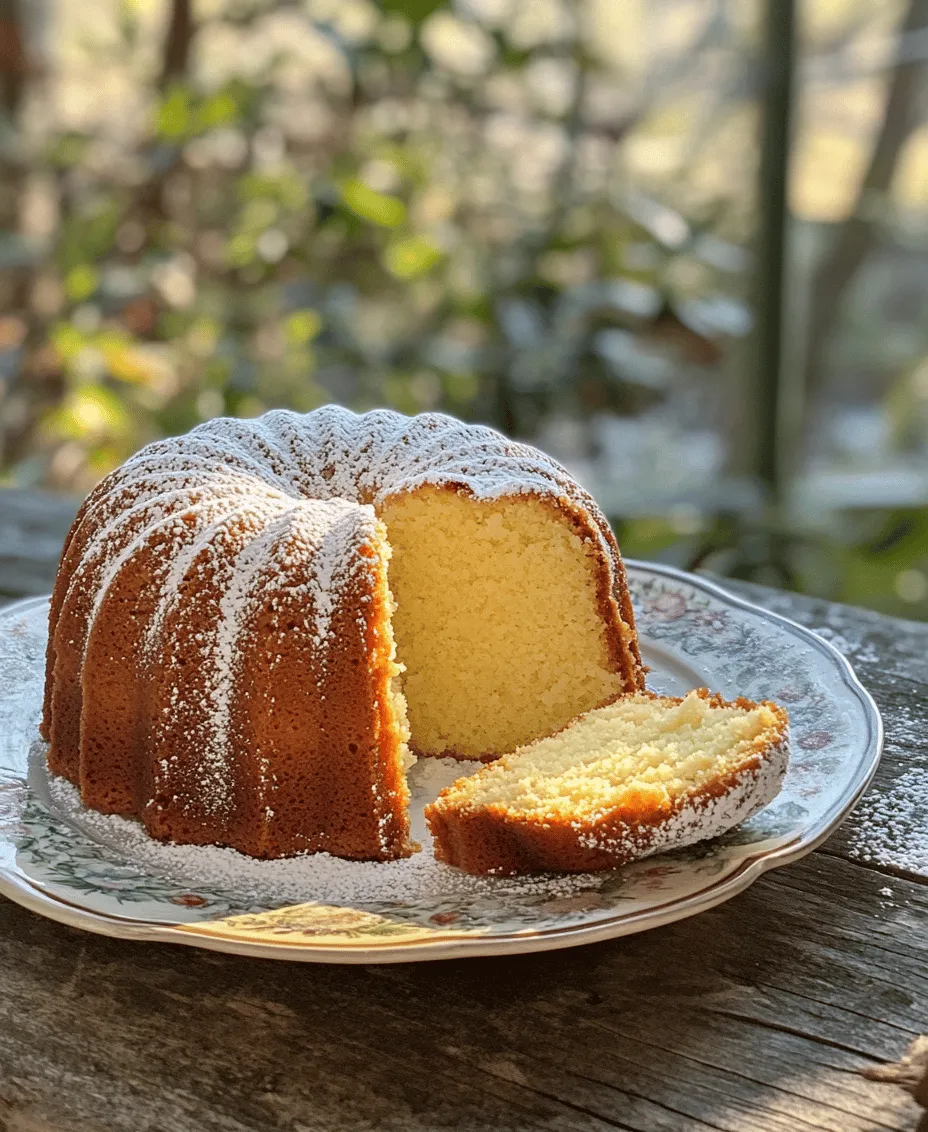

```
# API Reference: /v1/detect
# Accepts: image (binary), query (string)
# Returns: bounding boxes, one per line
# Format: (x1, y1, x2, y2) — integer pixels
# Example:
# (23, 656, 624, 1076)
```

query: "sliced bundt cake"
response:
(42, 406, 645, 860)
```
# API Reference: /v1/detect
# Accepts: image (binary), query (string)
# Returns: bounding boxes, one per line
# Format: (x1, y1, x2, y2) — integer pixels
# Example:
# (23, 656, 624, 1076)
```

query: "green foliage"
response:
(64, 265, 99, 303)
(44, 133, 91, 169)
(383, 235, 443, 279)
(285, 310, 323, 345)
(9, 1, 752, 492)
(377, 0, 445, 24)
(156, 82, 259, 141)
(58, 201, 122, 272)
(49, 384, 130, 442)
(340, 180, 406, 228)
(1, 0, 923, 620)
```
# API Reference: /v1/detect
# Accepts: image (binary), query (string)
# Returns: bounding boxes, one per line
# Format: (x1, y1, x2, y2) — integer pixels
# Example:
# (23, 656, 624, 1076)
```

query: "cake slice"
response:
(425, 690, 789, 875)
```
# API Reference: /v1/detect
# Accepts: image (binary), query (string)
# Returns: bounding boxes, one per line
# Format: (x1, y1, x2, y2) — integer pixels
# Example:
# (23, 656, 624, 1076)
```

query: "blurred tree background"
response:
(1, 0, 927, 617)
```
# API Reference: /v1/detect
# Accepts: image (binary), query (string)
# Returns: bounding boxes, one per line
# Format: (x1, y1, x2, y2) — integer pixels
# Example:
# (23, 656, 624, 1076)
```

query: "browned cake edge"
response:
(43, 495, 414, 861)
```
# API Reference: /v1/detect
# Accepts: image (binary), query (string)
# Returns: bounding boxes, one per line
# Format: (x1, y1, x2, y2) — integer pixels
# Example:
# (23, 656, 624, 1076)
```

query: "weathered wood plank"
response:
(863, 1036, 928, 1110)
(0, 853, 924, 1132)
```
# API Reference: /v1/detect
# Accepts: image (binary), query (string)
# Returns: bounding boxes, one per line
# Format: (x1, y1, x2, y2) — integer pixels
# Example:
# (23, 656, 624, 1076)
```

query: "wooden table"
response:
(1, 488, 925, 1132)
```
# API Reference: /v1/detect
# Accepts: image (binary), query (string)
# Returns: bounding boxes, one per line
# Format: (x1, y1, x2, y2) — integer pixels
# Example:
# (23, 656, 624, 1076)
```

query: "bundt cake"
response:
(425, 689, 790, 874)
(42, 406, 644, 860)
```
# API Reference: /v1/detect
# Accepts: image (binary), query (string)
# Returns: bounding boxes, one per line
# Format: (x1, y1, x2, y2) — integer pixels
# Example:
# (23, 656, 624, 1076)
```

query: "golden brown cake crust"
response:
(425, 690, 790, 875)
(49, 498, 412, 860)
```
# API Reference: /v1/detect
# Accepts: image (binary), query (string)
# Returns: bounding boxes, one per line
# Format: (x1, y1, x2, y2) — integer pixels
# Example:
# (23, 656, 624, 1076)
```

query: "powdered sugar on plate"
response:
(44, 755, 596, 907)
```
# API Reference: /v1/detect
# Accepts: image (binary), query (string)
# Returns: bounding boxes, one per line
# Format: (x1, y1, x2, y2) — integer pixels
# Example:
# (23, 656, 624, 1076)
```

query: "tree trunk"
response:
(160, 0, 194, 91)
(0, 3, 65, 478)
(0, 0, 26, 115)
(0, 0, 27, 235)
(802, 0, 928, 407)
(138, 0, 197, 223)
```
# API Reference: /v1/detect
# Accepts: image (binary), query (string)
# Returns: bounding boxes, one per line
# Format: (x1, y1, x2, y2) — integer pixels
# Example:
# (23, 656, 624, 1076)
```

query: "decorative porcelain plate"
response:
(0, 563, 882, 963)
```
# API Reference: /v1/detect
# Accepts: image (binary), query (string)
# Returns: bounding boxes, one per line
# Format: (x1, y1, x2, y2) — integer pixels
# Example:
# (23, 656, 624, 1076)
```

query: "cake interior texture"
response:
(431, 691, 784, 819)
(379, 487, 627, 760)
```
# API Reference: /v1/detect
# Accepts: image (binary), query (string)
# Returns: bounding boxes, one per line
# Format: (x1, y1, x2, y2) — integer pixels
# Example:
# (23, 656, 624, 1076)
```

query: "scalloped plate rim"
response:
(0, 561, 883, 963)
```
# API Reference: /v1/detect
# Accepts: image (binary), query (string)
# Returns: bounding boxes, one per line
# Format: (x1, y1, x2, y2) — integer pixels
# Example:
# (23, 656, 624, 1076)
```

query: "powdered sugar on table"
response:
(846, 767, 928, 877)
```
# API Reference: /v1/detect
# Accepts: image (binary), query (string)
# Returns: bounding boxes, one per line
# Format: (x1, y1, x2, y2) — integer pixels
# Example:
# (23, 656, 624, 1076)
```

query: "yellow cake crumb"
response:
(379, 487, 625, 758)
(433, 691, 781, 819)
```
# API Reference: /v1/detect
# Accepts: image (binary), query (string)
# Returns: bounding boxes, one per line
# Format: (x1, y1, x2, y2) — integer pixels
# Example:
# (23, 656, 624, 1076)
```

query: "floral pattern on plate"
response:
(0, 563, 882, 961)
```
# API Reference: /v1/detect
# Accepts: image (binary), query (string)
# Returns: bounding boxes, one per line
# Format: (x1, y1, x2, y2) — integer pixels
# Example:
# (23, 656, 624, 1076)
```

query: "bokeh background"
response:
(1, 0, 927, 617)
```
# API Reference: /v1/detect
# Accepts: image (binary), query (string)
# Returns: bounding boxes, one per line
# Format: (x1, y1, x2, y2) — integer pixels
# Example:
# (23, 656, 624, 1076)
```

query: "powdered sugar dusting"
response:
(66, 407, 621, 684)
(580, 737, 790, 860)
(46, 759, 596, 906)
(303, 499, 379, 649)
(141, 496, 282, 663)
(203, 512, 296, 814)
(846, 768, 928, 876)
(185, 405, 594, 506)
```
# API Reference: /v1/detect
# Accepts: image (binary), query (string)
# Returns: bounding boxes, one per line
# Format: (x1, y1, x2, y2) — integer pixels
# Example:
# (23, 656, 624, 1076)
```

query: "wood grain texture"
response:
(0, 487, 926, 1132)
(863, 1037, 928, 1108)
(0, 855, 924, 1132)
(0, 489, 78, 600)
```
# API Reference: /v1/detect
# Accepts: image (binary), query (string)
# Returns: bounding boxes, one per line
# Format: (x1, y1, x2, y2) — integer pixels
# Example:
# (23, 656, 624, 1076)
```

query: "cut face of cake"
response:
(425, 690, 790, 875)
(380, 487, 634, 760)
